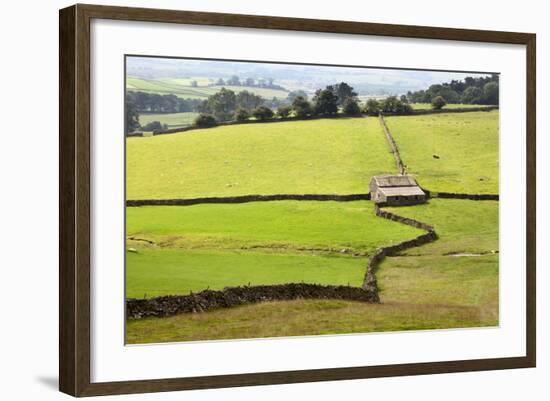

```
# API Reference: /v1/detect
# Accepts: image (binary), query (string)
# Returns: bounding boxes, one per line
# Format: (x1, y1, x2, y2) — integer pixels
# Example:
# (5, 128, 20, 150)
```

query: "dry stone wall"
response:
(127, 283, 379, 318)
(363, 204, 438, 290)
(378, 115, 406, 175)
(127, 193, 370, 207)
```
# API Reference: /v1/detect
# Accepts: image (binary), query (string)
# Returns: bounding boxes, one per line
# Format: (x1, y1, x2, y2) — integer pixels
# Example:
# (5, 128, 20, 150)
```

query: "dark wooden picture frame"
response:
(59, 3, 536, 397)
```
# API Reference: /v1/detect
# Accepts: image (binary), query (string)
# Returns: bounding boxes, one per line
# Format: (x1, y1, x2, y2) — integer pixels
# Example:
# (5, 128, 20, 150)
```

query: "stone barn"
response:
(369, 175, 426, 206)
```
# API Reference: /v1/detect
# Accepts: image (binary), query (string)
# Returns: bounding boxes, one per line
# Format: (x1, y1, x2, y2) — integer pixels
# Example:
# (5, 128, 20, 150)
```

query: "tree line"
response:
(194, 83, 364, 126)
(406, 74, 499, 105)
(126, 75, 499, 133)
(126, 91, 203, 113)
(126, 82, 413, 133)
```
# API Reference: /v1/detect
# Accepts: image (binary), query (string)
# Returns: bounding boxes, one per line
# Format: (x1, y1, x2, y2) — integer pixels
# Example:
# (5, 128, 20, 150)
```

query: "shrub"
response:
(431, 96, 447, 110)
(292, 96, 313, 118)
(141, 121, 167, 132)
(276, 105, 292, 118)
(252, 106, 274, 120)
(380, 96, 413, 114)
(194, 113, 217, 128)
(342, 98, 362, 116)
(363, 99, 381, 116)
(235, 108, 250, 121)
(381, 96, 400, 113)
(395, 101, 413, 115)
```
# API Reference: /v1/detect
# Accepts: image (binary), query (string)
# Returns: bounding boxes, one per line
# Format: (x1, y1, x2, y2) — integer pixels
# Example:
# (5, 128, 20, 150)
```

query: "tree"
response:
(363, 99, 381, 116)
(203, 88, 237, 121)
(287, 90, 308, 103)
(327, 82, 357, 105)
(276, 105, 292, 118)
(381, 96, 400, 113)
(461, 86, 483, 104)
(313, 89, 339, 115)
(407, 74, 499, 105)
(292, 96, 313, 118)
(343, 98, 361, 115)
(125, 97, 140, 133)
(227, 75, 241, 86)
(400, 95, 409, 103)
(141, 121, 167, 132)
(379, 96, 412, 114)
(190, 80, 198, 88)
(431, 96, 447, 110)
(236, 90, 264, 111)
(235, 108, 250, 121)
(194, 114, 217, 128)
(396, 101, 413, 114)
(252, 106, 274, 120)
(482, 81, 499, 105)
(245, 77, 255, 87)
(215, 78, 225, 86)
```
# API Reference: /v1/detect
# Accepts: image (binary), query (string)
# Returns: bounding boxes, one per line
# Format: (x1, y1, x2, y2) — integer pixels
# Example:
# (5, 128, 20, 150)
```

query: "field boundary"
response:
(127, 106, 499, 137)
(404, 106, 499, 116)
(128, 113, 366, 137)
(423, 189, 499, 201)
(126, 193, 371, 206)
(378, 114, 406, 174)
(363, 204, 438, 292)
(126, 283, 379, 318)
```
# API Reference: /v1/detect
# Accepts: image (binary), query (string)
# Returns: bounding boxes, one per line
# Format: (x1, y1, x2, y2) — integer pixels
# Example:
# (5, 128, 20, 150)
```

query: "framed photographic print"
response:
(59, 4, 536, 397)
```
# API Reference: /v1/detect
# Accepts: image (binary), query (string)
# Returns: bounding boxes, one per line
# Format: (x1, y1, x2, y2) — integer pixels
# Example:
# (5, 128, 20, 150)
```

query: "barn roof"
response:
(371, 175, 418, 187)
(378, 186, 425, 197)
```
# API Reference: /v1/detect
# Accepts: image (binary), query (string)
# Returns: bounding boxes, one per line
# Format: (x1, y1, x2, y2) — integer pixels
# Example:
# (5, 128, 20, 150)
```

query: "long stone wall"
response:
(126, 193, 371, 207)
(362, 204, 438, 291)
(128, 106, 498, 138)
(378, 114, 406, 175)
(130, 113, 365, 137)
(423, 189, 499, 201)
(407, 106, 498, 116)
(127, 283, 379, 318)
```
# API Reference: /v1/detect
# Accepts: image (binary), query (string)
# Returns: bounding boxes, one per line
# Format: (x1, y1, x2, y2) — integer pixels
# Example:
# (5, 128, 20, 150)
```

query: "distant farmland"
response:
(126, 76, 289, 100)
(139, 112, 199, 129)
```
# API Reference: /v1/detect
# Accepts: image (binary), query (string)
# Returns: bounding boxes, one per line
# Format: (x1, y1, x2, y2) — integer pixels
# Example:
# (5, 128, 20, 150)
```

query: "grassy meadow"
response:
(384, 111, 499, 193)
(126, 118, 394, 200)
(127, 199, 499, 343)
(125, 201, 423, 298)
(127, 76, 289, 100)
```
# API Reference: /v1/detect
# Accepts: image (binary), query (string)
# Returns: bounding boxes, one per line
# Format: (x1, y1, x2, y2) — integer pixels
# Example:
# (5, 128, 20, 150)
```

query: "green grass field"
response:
(127, 199, 498, 343)
(378, 198, 499, 324)
(139, 112, 199, 128)
(410, 103, 497, 110)
(126, 117, 395, 200)
(125, 110, 500, 343)
(384, 111, 499, 193)
(125, 201, 423, 298)
(127, 76, 289, 100)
